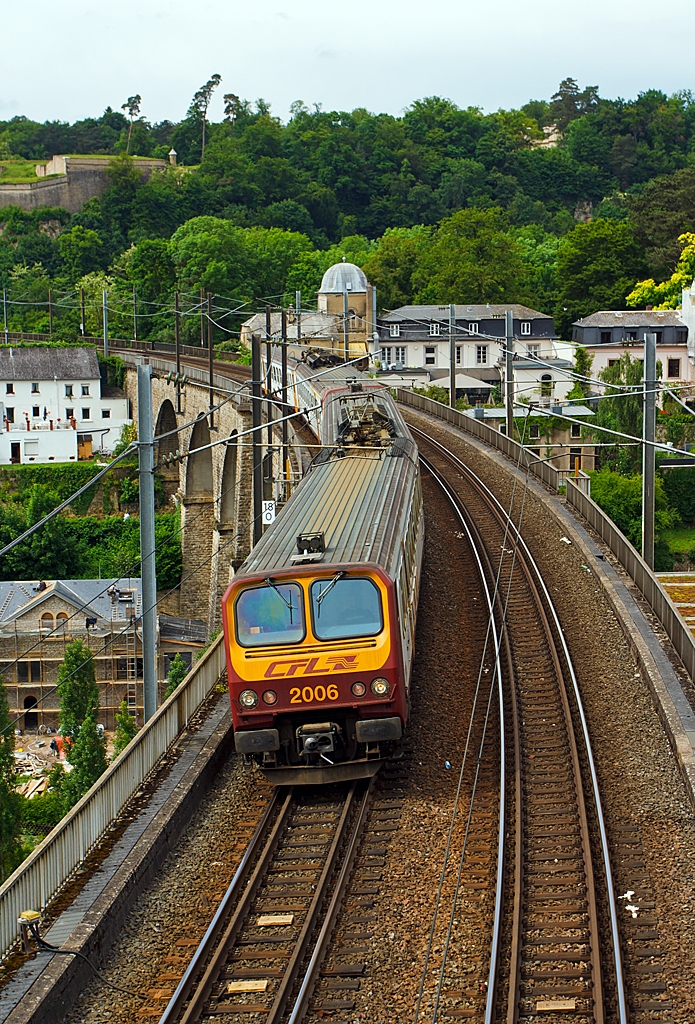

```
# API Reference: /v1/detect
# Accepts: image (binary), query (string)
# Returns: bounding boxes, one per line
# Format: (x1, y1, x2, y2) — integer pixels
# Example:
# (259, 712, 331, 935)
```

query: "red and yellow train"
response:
(222, 378, 423, 784)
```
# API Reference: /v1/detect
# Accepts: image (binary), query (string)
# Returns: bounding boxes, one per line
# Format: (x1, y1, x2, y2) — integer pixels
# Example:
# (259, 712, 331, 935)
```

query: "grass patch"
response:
(662, 526, 695, 554)
(0, 160, 58, 184)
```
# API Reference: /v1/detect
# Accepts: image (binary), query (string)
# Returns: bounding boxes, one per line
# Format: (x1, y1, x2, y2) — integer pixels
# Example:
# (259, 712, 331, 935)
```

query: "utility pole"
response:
(505, 308, 514, 441)
(200, 287, 205, 347)
(48, 288, 53, 336)
(251, 333, 263, 545)
(281, 308, 289, 499)
(133, 286, 138, 345)
(295, 290, 301, 351)
(449, 303, 456, 409)
(343, 287, 350, 364)
(80, 288, 86, 338)
(137, 362, 157, 722)
(372, 285, 379, 366)
(102, 290, 109, 358)
(3, 289, 8, 345)
(642, 331, 657, 568)
(174, 291, 181, 413)
(265, 304, 273, 464)
(207, 293, 214, 423)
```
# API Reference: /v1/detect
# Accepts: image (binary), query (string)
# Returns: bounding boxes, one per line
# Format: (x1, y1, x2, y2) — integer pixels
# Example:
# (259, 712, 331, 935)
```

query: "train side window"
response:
(235, 583, 305, 647)
(310, 577, 382, 641)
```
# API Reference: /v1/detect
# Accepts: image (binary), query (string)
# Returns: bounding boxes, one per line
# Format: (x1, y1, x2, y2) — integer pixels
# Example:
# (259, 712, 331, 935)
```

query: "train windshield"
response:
(310, 576, 383, 641)
(235, 583, 305, 647)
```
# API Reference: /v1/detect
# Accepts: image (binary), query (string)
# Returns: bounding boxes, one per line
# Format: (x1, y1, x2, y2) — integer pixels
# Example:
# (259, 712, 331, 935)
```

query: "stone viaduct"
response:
(119, 352, 298, 632)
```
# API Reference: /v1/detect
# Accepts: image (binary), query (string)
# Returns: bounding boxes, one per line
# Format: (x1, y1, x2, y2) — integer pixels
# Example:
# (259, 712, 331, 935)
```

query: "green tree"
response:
(5, 485, 80, 580)
(121, 95, 141, 155)
(190, 74, 222, 161)
(412, 207, 522, 303)
(0, 674, 26, 881)
(112, 699, 138, 757)
(626, 232, 695, 310)
(590, 467, 678, 567)
(566, 345, 595, 400)
(62, 713, 107, 808)
(361, 226, 428, 309)
(554, 219, 647, 337)
(589, 352, 646, 474)
(164, 653, 188, 699)
(57, 639, 99, 744)
(58, 225, 105, 282)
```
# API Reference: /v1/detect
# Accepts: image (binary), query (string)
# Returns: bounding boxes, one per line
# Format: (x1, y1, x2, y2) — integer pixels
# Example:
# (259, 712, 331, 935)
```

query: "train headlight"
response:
(262, 690, 278, 706)
(370, 677, 390, 697)
(239, 689, 259, 709)
(351, 681, 367, 697)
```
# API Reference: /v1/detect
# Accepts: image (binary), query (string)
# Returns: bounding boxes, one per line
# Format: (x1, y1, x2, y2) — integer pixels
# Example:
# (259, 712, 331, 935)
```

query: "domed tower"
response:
(317, 259, 376, 362)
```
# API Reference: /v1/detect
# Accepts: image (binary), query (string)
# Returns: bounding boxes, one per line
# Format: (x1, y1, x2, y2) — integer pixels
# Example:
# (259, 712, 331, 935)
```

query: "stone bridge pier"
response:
(125, 365, 256, 631)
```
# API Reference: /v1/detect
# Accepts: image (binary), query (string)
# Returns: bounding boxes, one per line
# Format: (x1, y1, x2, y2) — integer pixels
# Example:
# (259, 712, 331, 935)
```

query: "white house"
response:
(0, 347, 131, 464)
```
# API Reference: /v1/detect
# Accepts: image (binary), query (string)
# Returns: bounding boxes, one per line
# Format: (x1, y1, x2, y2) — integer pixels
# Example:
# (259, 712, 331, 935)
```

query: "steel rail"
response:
(158, 788, 294, 1024)
(286, 777, 375, 1023)
(416, 456, 507, 1024)
(412, 424, 628, 1024)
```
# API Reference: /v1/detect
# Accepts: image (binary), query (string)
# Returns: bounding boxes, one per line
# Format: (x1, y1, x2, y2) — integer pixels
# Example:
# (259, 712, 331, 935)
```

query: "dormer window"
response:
(520, 322, 531, 336)
(389, 324, 400, 338)
(430, 323, 441, 336)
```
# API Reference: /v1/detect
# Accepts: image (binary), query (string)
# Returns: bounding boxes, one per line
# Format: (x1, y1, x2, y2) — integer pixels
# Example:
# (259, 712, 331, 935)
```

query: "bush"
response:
(21, 790, 65, 834)
(590, 467, 678, 550)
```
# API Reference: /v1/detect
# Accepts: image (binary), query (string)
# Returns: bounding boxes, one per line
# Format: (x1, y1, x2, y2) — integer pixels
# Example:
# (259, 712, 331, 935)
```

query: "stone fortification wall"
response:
(0, 156, 166, 214)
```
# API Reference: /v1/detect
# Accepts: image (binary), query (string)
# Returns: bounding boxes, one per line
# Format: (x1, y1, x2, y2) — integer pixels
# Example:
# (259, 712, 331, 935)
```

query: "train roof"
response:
(239, 448, 418, 580)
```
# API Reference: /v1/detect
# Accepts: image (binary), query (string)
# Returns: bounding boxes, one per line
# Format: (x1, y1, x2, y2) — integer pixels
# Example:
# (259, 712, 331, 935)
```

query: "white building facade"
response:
(0, 347, 131, 464)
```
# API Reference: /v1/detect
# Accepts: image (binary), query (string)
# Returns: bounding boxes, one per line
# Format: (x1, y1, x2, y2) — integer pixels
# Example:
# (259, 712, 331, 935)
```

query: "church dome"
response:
(319, 261, 368, 294)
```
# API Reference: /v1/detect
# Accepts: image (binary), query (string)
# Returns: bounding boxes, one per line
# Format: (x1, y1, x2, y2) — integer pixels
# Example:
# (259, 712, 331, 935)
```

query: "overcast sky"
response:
(3, 0, 694, 125)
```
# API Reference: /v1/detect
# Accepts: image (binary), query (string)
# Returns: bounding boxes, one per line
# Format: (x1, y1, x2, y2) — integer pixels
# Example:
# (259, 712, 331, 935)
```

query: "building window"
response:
(381, 347, 391, 365)
(5, 383, 13, 394)
(607, 359, 619, 368)
(540, 374, 553, 396)
(394, 347, 406, 365)
(468, 322, 479, 334)
(529, 424, 540, 439)
(40, 612, 54, 630)
(570, 448, 582, 471)
(456, 346, 461, 365)
(520, 321, 531, 336)
(17, 661, 41, 683)
(476, 345, 488, 365)
(5, 407, 14, 424)
(429, 323, 441, 336)
(81, 408, 90, 420)
(600, 331, 611, 344)
(102, 409, 111, 418)
(389, 324, 400, 338)
(65, 407, 74, 420)
(425, 346, 436, 365)
(654, 331, 663, 344)
(527, 343, 540, 358)
(668, 358, 681, 378)
(81, 384, 90, 396)
(627, 331, 637, 341)
(65, 385, 73, 397)
(571, 422, 581, 438)
(31, 383, 39, 393)
(32, 406, 40, 418)
(677, 329, 687, 344)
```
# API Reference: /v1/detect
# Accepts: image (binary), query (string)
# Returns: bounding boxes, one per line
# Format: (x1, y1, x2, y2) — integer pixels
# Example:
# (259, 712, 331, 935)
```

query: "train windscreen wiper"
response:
(314, 571, 345, 617)
(264, 577, 296, 624)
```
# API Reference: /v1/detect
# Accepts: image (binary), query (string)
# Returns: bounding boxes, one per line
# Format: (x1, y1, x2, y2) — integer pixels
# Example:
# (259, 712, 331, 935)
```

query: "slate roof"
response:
(159, 615, 208, 644)
(382, 304, 553, 321)
(0, 347, 100, 381)
(0, 578, 142, 628)
(574, 310, 685, 328)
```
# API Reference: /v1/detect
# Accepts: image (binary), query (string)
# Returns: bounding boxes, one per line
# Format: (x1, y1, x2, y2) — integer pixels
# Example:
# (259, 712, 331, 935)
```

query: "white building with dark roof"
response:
(0, 346, 131, 463)
(572, 310, 692, 384)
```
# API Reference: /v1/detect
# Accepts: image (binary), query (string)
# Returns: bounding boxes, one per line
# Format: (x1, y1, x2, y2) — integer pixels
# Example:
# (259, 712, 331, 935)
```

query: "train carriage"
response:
(221, 382, 423, 784)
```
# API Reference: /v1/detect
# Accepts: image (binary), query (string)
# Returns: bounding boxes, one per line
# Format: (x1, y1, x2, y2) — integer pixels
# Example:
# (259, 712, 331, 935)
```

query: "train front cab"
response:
(222, 564, 407, 784)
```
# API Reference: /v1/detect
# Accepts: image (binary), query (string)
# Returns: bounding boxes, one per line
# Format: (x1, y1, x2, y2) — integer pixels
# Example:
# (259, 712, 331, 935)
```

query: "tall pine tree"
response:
(57, 639, 99, 744)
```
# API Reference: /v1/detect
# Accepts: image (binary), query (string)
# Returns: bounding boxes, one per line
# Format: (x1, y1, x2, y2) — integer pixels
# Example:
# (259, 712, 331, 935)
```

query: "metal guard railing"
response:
(398, 388, 695, 686)
(0, 635, 226, 960)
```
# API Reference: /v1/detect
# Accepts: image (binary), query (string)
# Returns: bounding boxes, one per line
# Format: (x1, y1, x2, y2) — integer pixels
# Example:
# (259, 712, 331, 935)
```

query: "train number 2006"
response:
(290, 684, 339, 704)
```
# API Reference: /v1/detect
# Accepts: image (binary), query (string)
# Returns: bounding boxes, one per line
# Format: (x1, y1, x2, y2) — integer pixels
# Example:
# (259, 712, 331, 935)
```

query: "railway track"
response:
(157, 781, 374, 1024)
(413, 426, 628, 1024)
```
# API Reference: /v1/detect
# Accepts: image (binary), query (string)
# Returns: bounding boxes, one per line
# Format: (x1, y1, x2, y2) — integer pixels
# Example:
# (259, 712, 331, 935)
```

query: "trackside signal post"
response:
(137, 362, 158, 722)
(642, 332, 657, 568)
(449, 304, 456, 408)
(252, 333, 263, 545)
